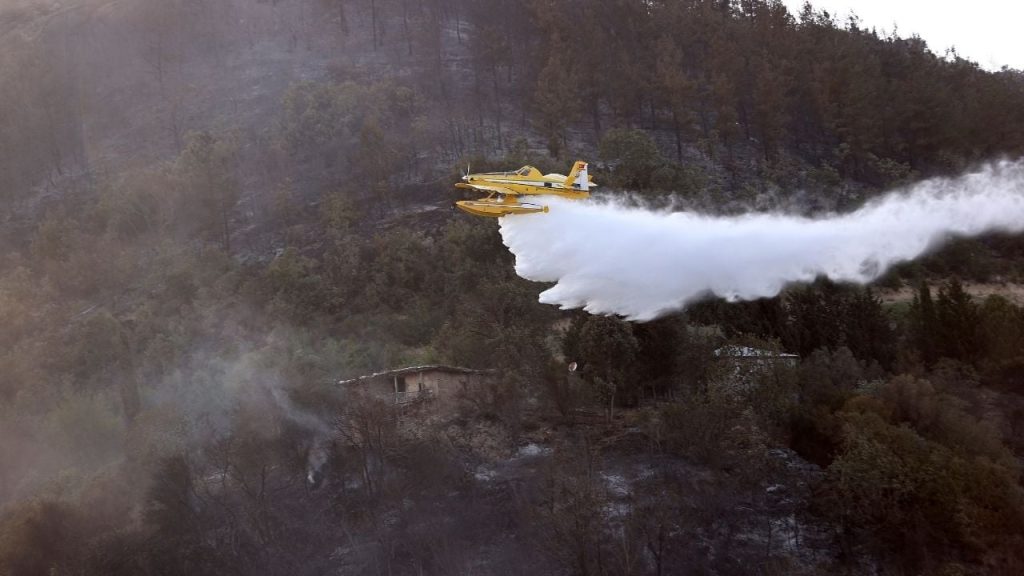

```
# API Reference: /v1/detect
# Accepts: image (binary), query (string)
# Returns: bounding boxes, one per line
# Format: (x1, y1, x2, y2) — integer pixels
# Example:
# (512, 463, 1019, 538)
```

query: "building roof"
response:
(714, 346, 799, 359)
(337, 365, 494, 385)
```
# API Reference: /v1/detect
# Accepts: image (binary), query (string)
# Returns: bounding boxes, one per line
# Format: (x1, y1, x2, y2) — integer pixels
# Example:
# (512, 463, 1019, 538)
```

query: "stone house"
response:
(337, 365, 495, 406)
(713, 345, 799, 390)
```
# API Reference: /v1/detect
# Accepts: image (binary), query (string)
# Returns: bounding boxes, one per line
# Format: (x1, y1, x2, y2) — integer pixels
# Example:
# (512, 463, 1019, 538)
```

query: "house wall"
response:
(349, 376, 393, 400)
(716, 356, 798, 393)
(350, 370, 494, 407)
(412, 370, 493, 407)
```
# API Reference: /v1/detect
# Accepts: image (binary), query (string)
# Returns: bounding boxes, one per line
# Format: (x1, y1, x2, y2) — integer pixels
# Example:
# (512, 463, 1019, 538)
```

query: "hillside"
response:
(2, 1, 1024, 575)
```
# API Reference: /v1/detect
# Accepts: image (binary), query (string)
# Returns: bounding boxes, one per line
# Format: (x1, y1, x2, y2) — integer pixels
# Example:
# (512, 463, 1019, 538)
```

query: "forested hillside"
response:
(2, 1, 1024, 575)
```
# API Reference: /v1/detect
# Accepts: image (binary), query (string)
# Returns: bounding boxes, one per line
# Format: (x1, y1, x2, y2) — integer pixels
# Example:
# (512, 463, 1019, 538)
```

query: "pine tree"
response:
(176, 131, 239, 254)
(909, 281, 939, 365)
(842, 287, 895, 368)
(533, 43, 583, 157)
(936, 278, 981, 363)
(655, 37, 697, 162)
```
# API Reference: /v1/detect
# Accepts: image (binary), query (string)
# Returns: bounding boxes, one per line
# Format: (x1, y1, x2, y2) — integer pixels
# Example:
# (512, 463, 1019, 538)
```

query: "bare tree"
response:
(333, 391, 398, 500)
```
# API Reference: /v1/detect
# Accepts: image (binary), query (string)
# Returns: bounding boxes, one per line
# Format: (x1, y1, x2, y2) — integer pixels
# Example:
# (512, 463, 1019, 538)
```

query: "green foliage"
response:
(599, 128, 665, 191)
(654, 36, 697, 161)
(264, 248, 325, 323)
(796, 368, 1024, 570)
(5, 2, 1024, 574)
(787, 346, 870, 465)
(978, 296, 1024, 364)
(821, 403, 1024, 570)
(879, 375, 1013, 466)
(317, 192, 362, 311)
(630, 317, 684, 394)
(279, 80, 422, 197)
(842, 288, 893, 365)
(175, 131, 240, 252)
(431, 219, 553, 384)
(96, 175, 163, 240)
(363, 230, 439, 318)
(909, 280, 940, 365)
(655, 386, 758, 468)
(280, 81, 361, 166)
(532, 46, 583, 158)
(936, 278, 983, 363)
(692, 280, 895, 369)
(798, 347, 864, 406)
(563, 315, 639, 414)
(909, 279, 994, 366)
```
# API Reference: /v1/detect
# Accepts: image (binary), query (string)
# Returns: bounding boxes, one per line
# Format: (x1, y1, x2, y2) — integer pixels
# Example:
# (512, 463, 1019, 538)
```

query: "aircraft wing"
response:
(455, 182, 518, 195)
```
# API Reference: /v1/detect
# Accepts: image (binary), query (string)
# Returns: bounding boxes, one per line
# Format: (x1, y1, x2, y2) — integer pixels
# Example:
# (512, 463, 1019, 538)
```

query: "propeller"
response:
(462, 163, 471, 181)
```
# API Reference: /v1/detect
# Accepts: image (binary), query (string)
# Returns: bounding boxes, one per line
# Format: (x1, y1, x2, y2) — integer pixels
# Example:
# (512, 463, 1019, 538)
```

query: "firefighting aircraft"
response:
(454, 160, 595, 217)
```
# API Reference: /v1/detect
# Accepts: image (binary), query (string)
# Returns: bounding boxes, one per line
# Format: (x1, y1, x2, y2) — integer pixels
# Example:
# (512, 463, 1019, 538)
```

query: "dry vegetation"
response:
(2, 1, 1024, 575)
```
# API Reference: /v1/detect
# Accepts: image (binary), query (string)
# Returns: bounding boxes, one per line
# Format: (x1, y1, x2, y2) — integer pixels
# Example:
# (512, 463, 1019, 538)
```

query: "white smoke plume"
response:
(499, 159, 1024, 321)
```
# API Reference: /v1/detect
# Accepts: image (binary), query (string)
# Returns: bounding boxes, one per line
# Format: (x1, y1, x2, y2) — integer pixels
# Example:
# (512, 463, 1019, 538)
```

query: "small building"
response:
(713, 346, 800, 390)
(714, 345, 799, 366)
(337, 365, 495, 406)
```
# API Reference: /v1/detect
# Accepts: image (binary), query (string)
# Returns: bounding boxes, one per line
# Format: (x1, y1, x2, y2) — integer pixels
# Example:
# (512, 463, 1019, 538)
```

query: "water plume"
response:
(499, 159, 1024, 321)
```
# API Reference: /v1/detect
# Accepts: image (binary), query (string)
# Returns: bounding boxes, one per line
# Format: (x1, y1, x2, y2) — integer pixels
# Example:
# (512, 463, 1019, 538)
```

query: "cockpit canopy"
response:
(515, 166, 534, 176)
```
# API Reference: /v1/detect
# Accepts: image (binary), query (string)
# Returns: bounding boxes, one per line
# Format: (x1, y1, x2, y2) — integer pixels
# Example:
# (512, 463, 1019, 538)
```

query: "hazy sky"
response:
(781, 0, 1024, 71)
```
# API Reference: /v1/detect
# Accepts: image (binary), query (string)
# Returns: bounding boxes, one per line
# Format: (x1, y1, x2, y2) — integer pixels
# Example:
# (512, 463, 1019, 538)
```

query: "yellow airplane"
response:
(454, 160, 595, 217)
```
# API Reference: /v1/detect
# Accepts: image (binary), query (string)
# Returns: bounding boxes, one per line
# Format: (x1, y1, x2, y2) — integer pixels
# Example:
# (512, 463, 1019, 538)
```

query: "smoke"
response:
(500, 159, 1024, 321)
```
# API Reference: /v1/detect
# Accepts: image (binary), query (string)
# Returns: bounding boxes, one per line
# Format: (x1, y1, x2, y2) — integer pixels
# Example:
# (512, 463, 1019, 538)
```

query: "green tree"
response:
(784, 279, 846, 356)
(711, 73, 741, 157)
(842, 287, 895, 368)
(598, 128, 665, 191)
(751, 58, 789, 162)
(978, 295, 1024, 363)
(909, 281, 940, 365)
(355, 116, 397, 215)
(935, 278, 981, 363)
(264, 248, 325, 322)
(320, 192, 362, 310)
(534, 42, 583, 157)
(280, 81, 358, 171)
(176, 131, 240, 254)
(654, 37, 697, 162)
(821, 397, 1024, 572)
(566, 315, 639, 419)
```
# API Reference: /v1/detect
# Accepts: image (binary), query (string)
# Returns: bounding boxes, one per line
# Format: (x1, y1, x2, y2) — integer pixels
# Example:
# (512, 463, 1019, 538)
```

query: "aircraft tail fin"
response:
(565, 161, 591, 191)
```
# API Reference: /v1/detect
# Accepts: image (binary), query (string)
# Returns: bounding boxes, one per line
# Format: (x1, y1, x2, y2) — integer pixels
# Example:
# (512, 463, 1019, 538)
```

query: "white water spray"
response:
(499, 160, 1024, 321)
